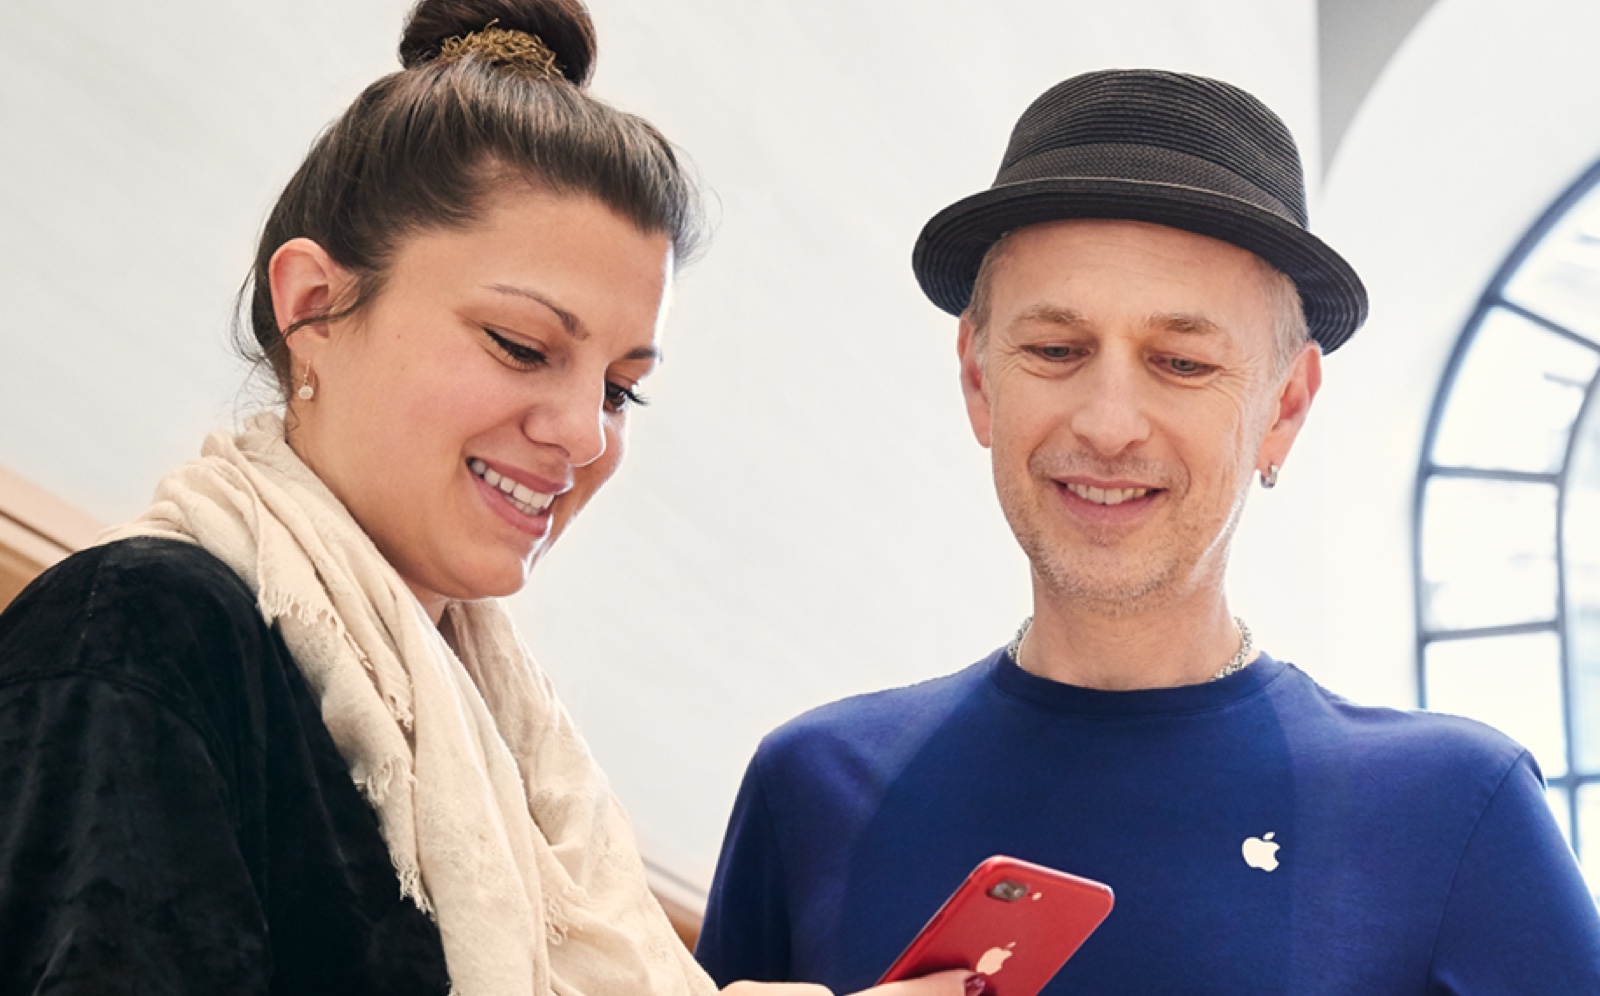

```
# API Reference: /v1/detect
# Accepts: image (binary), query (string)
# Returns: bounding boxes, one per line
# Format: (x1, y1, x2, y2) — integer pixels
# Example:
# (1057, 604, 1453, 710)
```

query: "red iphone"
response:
(878, 856, 1114, 995)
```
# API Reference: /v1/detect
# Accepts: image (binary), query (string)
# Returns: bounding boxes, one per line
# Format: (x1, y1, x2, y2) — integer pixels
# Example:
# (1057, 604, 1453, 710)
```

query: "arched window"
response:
(1416, 160, 1600, 891)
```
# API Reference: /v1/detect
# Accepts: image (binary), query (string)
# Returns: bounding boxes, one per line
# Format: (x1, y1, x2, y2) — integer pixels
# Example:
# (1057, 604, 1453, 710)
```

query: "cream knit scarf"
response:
(104, 414, 716, 996)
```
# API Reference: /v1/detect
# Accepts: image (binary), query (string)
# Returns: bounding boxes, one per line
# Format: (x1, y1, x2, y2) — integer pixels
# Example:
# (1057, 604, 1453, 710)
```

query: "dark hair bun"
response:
(399, 0, 597, 87)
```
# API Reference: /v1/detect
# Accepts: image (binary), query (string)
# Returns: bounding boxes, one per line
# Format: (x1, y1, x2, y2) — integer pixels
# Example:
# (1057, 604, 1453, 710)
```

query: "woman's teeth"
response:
(469, 458, 555, 515)
(1066, 482, 1152, 506)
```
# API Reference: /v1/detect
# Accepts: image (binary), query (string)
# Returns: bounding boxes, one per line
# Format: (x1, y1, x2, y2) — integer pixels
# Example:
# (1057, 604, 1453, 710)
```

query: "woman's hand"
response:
(722, 968, 981, 996)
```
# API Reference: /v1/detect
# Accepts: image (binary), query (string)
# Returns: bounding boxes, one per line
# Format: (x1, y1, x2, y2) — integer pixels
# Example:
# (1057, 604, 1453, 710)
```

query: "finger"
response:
(851, 968, 982, 996)
(720, 983, 834, 996)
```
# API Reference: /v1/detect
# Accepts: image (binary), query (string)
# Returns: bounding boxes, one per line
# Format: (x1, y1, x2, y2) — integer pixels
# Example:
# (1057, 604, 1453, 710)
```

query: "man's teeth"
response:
(1066, 482, 1152, 505)
(468, 458, 555, 515)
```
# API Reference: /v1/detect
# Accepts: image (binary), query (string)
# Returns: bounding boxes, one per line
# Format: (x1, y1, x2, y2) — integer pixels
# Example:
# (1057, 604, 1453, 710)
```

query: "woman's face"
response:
(279, 186, 673, 621)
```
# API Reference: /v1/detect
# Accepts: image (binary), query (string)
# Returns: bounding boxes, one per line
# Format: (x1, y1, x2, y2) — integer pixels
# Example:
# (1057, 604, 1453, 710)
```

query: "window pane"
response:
(1425, 631, 1566, 778)
(1431, 309, 1598, 474)
(1420, 477, 1558, 632)
(1505, 180, 1600, 347)
(1578, 785, 1600, 895)
(1565, 383, 1600, 771)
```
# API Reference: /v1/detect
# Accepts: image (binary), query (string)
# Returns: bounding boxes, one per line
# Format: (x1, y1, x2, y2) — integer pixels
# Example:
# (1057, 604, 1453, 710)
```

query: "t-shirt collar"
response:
(987, 646, 1288, 718)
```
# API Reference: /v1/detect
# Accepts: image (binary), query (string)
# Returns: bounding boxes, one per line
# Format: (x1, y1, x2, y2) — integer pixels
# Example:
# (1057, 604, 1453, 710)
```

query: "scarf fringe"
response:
(258, 584, 335, 635)
(258, 587, 416, 732)
(397, 860, 433, 915)
(355, 755, 411, 806)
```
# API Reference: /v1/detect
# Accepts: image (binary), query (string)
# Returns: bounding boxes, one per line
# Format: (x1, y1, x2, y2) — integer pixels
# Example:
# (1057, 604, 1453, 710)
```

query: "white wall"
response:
(1244, 0, 1600, 715)
(537, 0, 1318, 885)
(0, 3, 408, 502)
(0, 0, 1381, 892)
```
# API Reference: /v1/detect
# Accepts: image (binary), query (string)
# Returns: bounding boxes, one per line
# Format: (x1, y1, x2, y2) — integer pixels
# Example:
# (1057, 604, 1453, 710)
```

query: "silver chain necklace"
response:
(1006, 616, 1254, 683)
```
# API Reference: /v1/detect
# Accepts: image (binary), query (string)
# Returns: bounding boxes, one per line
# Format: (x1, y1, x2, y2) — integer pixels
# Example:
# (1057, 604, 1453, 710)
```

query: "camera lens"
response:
(987, 880, 1029, 902)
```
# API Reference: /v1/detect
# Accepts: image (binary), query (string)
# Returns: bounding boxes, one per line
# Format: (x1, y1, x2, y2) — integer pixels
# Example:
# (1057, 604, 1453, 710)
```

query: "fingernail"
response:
(964, 974, 988, 996)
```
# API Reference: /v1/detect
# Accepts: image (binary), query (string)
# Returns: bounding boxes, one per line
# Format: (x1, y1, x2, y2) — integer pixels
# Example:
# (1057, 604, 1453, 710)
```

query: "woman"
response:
(0, 1, 972, 994)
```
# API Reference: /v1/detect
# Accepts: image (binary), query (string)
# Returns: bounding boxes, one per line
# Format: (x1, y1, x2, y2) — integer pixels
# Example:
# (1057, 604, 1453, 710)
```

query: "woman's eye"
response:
(604, 381, 649, 414)
(484, 329, 547, 369)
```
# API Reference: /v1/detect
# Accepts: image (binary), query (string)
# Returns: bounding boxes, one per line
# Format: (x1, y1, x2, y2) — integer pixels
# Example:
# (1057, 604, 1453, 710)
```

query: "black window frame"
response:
(1414, 157, 1600, 859)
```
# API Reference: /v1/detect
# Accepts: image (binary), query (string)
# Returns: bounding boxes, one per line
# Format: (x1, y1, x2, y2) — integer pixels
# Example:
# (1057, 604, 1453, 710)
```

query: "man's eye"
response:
(1028, 345, 1081, 361)
(1163, 356, 1213, 377)
(484, 329, 547, 369)
(604, 382, 649, 413)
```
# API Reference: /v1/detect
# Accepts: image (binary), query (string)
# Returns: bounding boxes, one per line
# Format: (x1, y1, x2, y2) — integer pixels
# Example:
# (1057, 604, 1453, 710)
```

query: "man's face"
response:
(958, 218, 1320, 613)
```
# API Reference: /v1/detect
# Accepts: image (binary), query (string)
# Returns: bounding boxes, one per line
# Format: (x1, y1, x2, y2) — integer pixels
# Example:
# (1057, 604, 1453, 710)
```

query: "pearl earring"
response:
(1259, 463, 1279, 489)
(296, 368, 316, 402)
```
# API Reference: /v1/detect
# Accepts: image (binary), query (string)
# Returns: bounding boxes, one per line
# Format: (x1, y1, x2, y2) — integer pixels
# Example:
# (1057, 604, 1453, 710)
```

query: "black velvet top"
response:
(0, 537, 450, 994)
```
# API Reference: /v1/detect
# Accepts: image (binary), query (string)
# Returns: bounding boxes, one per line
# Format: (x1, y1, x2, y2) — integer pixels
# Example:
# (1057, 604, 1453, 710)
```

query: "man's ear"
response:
(268, 238, 346, 364)
(958, 313, 993, 449)
(1257, 342, 1322, 474)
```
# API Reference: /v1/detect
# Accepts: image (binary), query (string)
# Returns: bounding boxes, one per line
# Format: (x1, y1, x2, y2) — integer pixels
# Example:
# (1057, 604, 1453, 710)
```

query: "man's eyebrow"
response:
(485, 282, 589, 340)
(1014, 305, 1091, 329)
(1149, 312, 1223, 336)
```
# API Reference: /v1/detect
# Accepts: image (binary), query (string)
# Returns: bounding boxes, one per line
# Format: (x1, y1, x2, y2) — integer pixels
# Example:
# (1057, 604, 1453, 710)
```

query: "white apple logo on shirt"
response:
(976, 941, 1016, 976)
(1242, 831, 1281, 872)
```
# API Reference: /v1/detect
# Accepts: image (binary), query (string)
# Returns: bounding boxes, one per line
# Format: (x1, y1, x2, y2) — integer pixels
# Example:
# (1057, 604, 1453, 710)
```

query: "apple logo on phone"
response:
(976, 941, 1016, 976)
(1241, 832, 1280, 872)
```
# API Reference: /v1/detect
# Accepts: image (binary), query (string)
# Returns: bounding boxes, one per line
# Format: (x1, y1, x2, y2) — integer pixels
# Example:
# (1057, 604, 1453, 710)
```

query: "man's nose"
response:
(1068, 353, 1152, 456)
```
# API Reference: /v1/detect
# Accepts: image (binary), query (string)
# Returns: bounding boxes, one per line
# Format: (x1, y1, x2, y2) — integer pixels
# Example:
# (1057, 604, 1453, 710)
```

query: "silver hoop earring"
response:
(296, 367, 316, 402)
(1259, 464, 1279, 489)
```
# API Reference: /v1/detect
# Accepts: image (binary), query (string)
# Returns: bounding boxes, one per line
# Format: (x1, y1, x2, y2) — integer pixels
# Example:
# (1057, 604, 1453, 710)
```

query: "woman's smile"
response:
(468, 456, 558, 536)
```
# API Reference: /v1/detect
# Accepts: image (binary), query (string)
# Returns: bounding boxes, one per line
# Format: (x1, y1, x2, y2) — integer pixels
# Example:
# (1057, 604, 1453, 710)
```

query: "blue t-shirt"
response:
(696, 650, 1600, 993)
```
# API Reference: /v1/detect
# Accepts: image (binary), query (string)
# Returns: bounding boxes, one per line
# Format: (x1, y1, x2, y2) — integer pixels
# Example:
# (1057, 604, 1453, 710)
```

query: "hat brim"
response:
(912, 177, 1368, 353)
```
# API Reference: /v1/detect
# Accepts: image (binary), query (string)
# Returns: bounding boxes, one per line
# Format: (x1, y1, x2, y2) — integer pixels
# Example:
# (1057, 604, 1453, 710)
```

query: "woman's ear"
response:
(268, 238, 346, 362)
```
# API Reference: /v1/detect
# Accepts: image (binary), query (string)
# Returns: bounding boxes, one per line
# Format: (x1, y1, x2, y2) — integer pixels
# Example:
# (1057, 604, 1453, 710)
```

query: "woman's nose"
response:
(522, 375, 609, 467)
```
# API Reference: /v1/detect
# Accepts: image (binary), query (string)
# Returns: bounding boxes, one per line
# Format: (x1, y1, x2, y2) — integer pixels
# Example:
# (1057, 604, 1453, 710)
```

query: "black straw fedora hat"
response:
(912, 69, 1368, 352)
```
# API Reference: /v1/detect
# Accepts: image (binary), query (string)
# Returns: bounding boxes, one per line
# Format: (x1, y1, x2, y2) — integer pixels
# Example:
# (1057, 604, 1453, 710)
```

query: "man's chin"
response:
(1025, 552, 1183, 614)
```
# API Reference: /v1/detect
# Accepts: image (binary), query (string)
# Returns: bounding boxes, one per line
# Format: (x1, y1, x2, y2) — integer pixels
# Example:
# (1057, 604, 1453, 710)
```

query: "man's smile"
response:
(1061, 482, 1155, 505)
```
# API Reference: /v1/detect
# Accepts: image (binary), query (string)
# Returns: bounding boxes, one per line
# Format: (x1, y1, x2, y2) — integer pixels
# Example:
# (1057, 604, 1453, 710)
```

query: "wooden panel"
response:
(0, 463, 101, 612)
(0, 515, 67, 609)
(0, 463, 102, 552)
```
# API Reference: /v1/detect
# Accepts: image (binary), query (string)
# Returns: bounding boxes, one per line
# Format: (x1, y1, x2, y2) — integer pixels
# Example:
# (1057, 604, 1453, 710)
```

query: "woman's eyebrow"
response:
(485, 282, 588, 340)
(487, 281, 660, 363)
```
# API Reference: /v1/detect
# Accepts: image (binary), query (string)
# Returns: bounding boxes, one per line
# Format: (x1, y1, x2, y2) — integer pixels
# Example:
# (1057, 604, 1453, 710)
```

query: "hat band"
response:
(995, 143, 1302, 225)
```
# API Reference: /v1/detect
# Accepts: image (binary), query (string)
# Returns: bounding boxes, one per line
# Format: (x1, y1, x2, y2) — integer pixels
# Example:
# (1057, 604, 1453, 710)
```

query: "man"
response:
(695, 71, 1600, 993)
